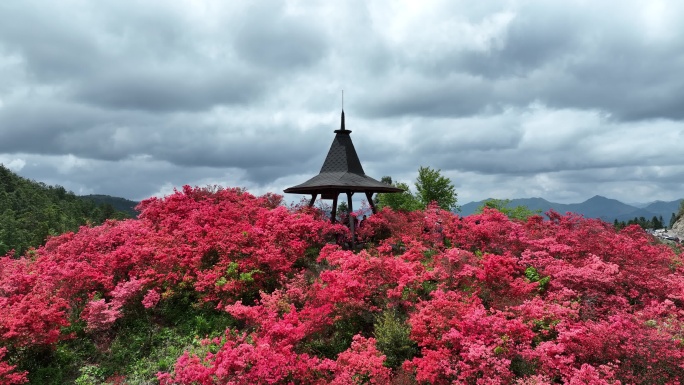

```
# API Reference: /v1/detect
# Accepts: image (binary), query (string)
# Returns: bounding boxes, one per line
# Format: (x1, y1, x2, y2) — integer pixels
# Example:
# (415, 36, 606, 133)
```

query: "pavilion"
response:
(284, 110, 403, 243)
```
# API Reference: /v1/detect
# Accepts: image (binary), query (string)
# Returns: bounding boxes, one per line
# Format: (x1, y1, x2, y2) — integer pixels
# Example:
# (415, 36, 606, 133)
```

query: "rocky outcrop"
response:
(672, 216, 684, 241)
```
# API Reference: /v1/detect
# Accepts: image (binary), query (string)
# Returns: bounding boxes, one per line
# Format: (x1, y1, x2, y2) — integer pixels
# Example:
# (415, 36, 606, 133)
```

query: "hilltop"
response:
(0, 186, 683, 383)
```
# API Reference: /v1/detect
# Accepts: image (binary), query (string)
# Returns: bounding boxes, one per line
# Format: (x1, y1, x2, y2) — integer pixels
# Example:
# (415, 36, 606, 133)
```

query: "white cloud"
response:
(4, 158, 25, 172)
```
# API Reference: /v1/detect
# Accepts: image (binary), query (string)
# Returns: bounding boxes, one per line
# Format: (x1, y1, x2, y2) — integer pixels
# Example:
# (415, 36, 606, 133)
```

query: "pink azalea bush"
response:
(0, 186, 683, 383)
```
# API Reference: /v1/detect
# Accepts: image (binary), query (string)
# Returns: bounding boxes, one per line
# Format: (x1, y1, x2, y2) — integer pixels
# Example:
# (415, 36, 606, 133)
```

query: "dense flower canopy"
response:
(1, 185, 683, 384)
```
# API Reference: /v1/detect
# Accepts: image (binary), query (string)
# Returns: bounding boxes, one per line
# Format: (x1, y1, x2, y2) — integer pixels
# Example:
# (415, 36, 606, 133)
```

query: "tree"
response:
(376, 182, 422, 212)
(373, 177, 391, 208)
(375, 168, 458, 212)
(652, 216, 661, 229)
(415, 166, 458, 212)
(335, 201, 351, 222)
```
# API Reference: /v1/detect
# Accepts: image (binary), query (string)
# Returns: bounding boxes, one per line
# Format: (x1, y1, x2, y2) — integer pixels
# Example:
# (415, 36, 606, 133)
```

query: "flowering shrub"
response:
(333, 335, 391, 384)
(157, 332, 336, 385)
(1, 187, 683, 384)
(0, 347, 27, 384)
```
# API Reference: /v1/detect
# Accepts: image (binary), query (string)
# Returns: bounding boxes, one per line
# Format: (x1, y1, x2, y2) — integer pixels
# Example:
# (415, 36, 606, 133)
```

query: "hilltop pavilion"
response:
(284, 110, 403, 242)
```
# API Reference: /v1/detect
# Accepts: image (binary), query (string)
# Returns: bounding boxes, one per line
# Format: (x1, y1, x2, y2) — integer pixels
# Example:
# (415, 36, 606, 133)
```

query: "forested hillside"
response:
(0, 165, 134, 256)
(80, 194, 139, 218)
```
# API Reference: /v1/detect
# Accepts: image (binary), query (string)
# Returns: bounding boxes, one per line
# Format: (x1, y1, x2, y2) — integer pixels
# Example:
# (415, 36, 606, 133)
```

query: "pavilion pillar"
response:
(308, 193, 318, 207)
(347, 191, 355, 250)
(331, 194, 338, 224)
(365, 192, 377, 214)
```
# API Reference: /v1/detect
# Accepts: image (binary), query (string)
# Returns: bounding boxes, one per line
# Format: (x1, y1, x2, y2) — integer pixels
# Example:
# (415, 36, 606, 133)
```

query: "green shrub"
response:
(74, 365, 106, 385)
(373, 310, 417, 368)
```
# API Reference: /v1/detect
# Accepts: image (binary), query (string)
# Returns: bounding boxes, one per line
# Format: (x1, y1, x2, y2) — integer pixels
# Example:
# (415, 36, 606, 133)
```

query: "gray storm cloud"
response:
(0, 0, 683, 204)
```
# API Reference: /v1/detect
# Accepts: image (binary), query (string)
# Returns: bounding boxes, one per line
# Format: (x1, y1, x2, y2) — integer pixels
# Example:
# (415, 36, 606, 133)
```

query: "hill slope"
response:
(80, 194, 139, 217)
(0, 165, 133, 255)
(1, 186, 683, 384)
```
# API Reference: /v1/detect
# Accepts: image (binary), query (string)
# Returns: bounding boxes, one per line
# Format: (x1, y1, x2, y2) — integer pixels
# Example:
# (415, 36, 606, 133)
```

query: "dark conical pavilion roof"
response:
(284, 111, 403, 195)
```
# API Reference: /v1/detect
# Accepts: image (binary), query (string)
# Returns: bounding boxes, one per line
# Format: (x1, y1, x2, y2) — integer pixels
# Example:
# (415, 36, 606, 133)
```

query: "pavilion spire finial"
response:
(336, 90, 350, 134)
(341, 90, 345, 131)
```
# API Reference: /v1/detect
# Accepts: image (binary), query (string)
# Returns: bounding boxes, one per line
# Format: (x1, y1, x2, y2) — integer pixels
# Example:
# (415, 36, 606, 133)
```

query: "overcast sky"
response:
(1, 0, 683, 205)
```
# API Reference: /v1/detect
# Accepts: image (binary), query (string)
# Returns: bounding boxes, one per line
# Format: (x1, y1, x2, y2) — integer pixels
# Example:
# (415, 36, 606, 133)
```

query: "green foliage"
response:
(18, 326, 99, 385)
(510, 355, 538, 377)
(376, 181, 422, 212)
(19, 290, 235, 385)
(375, 167, 458, 212)
(74, 365, 106, 385)
(415, 166, 458, 211)
(337, 201, 349, 214)
(476, 199, 541, 221)
(0, 165, 134, 256)
(616, 215, 670, 230)
(373, 310, 417, 368)
(302, 314, 374, 360)
(651, 215, 664, 229)
(80, 194, 139, 218)
(524, 266, 550, 292)
(335, 201, 353, 223)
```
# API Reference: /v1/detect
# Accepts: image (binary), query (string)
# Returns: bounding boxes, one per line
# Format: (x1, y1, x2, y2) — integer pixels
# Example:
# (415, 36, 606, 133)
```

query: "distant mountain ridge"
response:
(460, 195, 683, 224)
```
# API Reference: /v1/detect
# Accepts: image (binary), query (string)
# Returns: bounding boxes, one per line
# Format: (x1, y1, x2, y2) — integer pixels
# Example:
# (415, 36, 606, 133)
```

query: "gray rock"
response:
(671, 216, 684, 241)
